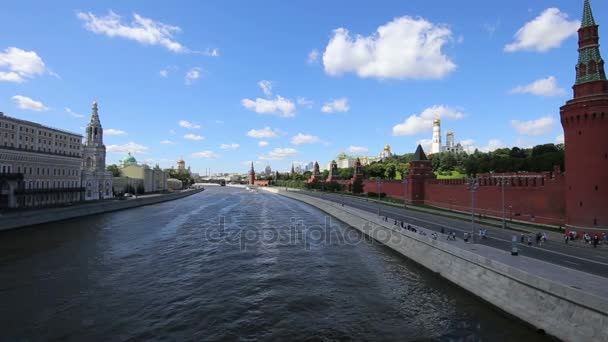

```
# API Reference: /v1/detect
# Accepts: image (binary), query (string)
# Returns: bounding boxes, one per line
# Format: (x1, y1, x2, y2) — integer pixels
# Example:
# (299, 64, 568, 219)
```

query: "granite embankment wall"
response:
(0, 189, 204, 231)
(261, 187, 607, 342)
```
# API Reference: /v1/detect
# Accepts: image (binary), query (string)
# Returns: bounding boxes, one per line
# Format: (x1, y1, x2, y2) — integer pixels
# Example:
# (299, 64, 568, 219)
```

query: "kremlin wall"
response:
(363, 168, 566, 226)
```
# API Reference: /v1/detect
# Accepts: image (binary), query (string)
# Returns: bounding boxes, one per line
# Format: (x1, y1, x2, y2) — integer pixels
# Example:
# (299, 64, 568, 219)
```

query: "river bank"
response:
(261, 187, 608, 342)
(0, 188, 204, 232)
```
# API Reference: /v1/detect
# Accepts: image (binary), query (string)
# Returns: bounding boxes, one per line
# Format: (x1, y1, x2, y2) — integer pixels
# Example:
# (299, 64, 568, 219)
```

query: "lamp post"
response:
(491, 175, 509, 229)
(376, 179, 383, 216)
(466, 177, 479, 240)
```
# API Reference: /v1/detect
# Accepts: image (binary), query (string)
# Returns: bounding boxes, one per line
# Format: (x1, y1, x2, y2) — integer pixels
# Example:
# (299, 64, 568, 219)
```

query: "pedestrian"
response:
(520, 233, 525, 243)
(401, 221, 404, 228)
(464, 232, 469, 243)
(527, 236, 532, 246)
(593, 235, 599, 248)
(441, 227, 445, 235)
(564, 234, 569, 244)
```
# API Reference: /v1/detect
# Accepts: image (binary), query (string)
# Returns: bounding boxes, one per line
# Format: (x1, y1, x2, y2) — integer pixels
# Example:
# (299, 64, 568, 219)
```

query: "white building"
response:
(0, 112, 83, 208)
(378, 144, 394, 161)
(430, 119, 464, 154)
(81, 102, 113, 200)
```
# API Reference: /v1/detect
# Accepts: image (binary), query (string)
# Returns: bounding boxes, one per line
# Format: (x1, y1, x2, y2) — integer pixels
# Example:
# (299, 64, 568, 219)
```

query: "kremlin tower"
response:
(560, 0, 608, 230)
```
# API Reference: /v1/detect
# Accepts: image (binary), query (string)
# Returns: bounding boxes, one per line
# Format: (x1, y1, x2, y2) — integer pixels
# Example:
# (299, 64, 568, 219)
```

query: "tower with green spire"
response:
(560, 0, 608, 230)
(574, 0, 607, 93)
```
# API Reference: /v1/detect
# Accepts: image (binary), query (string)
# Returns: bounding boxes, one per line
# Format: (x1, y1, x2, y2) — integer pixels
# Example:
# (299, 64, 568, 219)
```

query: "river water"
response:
(0, 187, 548, 341)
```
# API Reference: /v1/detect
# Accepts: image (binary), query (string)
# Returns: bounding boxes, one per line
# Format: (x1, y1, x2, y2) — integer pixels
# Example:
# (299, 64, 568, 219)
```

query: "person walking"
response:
(564, 234, 569, 244)
(527, 235, 532, 246)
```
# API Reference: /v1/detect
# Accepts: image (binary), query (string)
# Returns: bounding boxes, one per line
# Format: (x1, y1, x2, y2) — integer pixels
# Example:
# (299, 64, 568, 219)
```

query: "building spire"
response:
(582, 0, 596, 28)
(574, 0, 606, 90)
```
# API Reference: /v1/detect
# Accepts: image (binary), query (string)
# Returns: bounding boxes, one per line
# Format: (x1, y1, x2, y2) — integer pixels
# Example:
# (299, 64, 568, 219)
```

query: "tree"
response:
(106, 164, 121, 177)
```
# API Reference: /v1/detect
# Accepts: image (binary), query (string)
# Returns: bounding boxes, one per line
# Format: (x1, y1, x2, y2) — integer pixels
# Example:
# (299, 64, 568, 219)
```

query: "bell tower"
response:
(560, 0, 608, 230)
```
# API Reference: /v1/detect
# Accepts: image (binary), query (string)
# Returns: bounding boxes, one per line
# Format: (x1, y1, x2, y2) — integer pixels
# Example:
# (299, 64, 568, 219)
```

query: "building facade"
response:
(81, 102, 113, 200)
(118, 153, 168, 193)
(0, 111, 83, 208)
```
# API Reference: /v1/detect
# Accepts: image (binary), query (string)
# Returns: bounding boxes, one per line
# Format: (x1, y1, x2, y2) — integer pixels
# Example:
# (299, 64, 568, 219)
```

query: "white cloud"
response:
(184, 133, 204, 141)
(258, 80, 273, 96)
(511, 116, 555, 136)
(159, 65, 178, 78)
(220, 143, 240, 150)
(481, 139, 505, 152)
(321, 98, 349, 113)
(504, 8, 579, 53)
(323, 16, 456, 80)
(510, 76, 566, 96)
(259, 148, 298, 160)
(241, 96, 296, 118)
(12, 95, 49, 111)
(107, 142, 149, 154)
(160, 139, 175, 145)
(191, 150, 219, 159)
(307, 49, 319, 64)
(76, 11, 187, 53)
(258, 141, 269, 147)
(291, 133, 321, 145)
(185, 67, 202, 85)
(105, 128, 127, 136)
(392, 105, 465, 136)
(348, 146, 369, 154)
(0, 47, 50, 82)
(247, 127, 279, 139)
(65, 107, 84, 118)
(556, 134, 564, 144)
(297, 97, 314, 108)
(179, 120, 201, 129)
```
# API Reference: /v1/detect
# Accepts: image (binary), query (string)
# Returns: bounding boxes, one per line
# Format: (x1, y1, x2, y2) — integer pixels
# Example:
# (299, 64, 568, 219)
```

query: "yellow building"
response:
(115, 153, 167, 193)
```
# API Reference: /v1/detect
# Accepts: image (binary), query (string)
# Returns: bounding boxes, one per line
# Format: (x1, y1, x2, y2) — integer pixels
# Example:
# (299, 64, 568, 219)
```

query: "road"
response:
(296, 190, 608, 278)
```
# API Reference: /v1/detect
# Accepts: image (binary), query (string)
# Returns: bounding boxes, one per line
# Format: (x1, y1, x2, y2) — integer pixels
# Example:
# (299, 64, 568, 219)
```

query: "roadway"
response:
(295, 190, 608, 278)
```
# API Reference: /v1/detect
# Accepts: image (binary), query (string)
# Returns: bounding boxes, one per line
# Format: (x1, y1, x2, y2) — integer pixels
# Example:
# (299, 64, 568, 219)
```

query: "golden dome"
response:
(433, 118, 441, 125)
(384, 144, 391, 151)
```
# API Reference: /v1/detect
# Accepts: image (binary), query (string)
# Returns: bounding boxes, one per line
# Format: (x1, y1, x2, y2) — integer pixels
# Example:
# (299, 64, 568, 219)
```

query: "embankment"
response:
(0, 189, 204, 232)
(261, 187, 608, 342)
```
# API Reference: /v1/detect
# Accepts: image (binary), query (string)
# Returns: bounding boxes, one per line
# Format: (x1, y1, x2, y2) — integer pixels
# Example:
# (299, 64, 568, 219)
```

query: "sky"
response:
(0, 0, 603, 174)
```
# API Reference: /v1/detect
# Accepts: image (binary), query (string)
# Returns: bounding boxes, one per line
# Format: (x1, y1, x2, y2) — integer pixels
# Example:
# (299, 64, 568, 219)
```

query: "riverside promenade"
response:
(0, 188, 204, 232)
(261, 187, 608, 342)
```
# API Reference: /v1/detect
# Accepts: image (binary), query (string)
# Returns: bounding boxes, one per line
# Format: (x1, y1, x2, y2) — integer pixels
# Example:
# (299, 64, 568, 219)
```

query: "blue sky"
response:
(0, 0, 603, 173)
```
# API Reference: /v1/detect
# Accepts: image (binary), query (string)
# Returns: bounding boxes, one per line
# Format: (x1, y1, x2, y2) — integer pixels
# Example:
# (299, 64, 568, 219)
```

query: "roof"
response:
(582, 0, 596, 28)
(0, 112, 82, 137)
(412, 144, 428, 161)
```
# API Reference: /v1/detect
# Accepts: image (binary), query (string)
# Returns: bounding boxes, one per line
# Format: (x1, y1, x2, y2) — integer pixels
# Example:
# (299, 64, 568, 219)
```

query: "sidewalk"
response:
(314, 190, 608, 250)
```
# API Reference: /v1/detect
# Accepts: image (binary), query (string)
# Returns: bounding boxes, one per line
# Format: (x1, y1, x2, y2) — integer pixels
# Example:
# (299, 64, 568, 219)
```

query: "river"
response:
(0, 187, 549, 341)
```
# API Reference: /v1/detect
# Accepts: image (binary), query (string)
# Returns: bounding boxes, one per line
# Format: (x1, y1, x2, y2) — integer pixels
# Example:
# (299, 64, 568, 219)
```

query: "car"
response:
(123, 193, 133, 198)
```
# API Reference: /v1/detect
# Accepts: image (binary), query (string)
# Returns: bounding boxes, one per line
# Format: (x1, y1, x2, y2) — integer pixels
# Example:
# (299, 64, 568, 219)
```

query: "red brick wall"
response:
(364, 174, 566, 226)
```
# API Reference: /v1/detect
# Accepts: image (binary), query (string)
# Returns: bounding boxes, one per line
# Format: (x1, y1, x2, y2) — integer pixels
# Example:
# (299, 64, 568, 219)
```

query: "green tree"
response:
(106, 164, 122, 177)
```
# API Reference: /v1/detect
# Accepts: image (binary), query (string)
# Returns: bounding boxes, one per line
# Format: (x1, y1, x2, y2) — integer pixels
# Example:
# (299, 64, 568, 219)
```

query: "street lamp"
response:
(466, 177, 479, 240)
(402, 178, 408, 209)
(495, 176, 510, 229)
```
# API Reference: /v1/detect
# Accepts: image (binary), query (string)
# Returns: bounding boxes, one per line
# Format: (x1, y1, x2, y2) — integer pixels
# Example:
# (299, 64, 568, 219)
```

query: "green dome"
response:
(123, 152, 137, 165)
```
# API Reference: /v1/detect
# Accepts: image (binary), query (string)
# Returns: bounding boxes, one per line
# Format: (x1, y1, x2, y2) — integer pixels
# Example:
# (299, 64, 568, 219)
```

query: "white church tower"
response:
(81, 101, 113, 200)
(431, 118, 442, 154)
